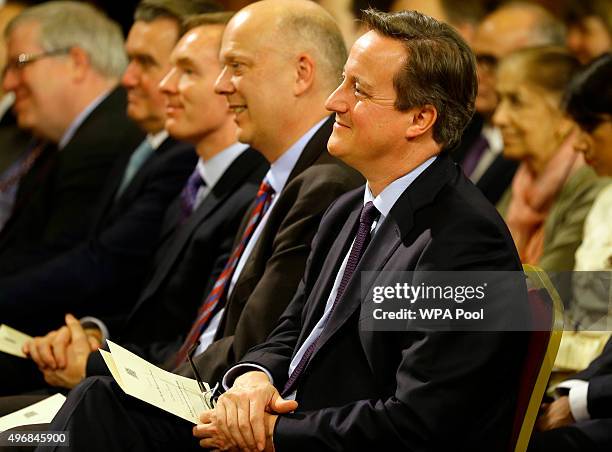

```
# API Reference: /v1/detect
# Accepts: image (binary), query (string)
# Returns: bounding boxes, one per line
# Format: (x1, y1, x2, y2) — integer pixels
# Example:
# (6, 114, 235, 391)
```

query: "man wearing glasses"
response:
(0, 1, 143, 275)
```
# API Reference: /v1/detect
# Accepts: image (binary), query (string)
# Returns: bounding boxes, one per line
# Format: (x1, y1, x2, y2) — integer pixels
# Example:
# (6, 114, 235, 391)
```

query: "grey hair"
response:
(500, 1, 566, 47)
(6, 1, 127, 79)
(277, 9, 347, 93)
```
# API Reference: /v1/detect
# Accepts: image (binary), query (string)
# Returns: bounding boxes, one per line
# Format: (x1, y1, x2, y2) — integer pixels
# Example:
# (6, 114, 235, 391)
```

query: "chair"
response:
(510, 264, 564, 452)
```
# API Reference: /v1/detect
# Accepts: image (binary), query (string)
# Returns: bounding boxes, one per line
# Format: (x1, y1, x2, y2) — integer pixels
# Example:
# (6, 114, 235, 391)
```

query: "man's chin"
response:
(235, 127, 253, 146)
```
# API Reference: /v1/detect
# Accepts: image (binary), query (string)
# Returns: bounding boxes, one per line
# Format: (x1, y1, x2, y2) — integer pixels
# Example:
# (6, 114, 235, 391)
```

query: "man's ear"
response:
(405, 104, 437, 140)
(69, 47, 90, 82)
(294, 52, 316, 96)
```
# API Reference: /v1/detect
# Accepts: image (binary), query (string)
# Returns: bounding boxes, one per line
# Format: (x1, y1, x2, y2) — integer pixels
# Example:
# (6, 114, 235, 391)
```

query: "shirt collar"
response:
(146, 130, 169, 150)
(482, 124, 503, 156)
(197, 141, 249, 188)
(58, 88, 112, 150)
(363, 156, 436, 218)
(265, 117, 328, 194)
(0, 92, 14, 120)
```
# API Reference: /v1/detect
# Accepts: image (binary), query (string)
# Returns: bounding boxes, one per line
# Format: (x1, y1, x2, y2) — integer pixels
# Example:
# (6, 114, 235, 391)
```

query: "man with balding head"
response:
(453, 1, 566, 205)
(43, 1, 362, 450)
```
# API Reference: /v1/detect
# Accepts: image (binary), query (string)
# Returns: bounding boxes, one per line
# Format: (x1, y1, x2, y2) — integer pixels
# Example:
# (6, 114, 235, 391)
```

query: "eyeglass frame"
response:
(2, 48, 71, 80)
(187, 339, 221, 405)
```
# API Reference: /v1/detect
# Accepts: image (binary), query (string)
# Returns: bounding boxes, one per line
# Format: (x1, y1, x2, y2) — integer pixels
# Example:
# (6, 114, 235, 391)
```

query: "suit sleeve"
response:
(587, 373, 612, 419)
(190, 165, 362, 385)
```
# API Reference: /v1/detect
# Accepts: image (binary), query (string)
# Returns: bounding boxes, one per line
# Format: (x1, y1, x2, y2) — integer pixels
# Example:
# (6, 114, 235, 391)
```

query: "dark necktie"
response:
(174, 180, 275, 366)
(461, 134, 489, 177)
(179, 169, 206, 222)
(282, 201, 379, 396)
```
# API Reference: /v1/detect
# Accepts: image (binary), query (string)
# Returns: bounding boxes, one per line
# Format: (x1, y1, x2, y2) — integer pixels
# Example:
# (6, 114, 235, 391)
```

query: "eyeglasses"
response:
(187, 340, 221, 407)
(2, 48, 71, 80)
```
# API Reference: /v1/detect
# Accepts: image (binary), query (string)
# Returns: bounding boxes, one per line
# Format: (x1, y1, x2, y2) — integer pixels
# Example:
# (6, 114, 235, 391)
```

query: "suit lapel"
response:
(89, 150, 133, 229)
(305, 154, 456, 365)
(297, 201, 361, 347)
(307, 213, 403, 363)
(225, 117, 334, 304)
(136, 147, 262, 305)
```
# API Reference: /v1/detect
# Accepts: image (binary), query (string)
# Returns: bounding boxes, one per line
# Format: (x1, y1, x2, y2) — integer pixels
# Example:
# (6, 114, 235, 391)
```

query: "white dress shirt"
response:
(469, 125, 503, 183)
(192, 142, 249, 212)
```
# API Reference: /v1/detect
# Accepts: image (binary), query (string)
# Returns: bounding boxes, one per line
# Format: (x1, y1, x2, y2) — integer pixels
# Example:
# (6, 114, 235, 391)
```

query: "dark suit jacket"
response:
(85, 147, 269, 375)
(452, 113, 518, 205)
(234, 153, 529, 451)
(0, 137, 196, 335)
(570, 338, 612, 420)
(0, 86, 144, 275)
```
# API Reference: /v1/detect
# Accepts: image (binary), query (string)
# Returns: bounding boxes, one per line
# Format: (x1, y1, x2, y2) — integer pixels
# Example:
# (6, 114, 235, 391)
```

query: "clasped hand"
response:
(22, 313, 102, 388)
(193, 371, 298, 451)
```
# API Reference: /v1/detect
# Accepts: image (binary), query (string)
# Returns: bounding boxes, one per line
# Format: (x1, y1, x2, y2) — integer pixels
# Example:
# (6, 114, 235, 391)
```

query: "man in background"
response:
(0, 1, 144, 274)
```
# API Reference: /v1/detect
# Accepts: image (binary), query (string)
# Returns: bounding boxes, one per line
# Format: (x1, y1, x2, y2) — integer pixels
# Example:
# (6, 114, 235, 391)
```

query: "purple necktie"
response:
(179, 169, 206, 222)
(282, 201, 379, 397)
(461, 134, 489, 177)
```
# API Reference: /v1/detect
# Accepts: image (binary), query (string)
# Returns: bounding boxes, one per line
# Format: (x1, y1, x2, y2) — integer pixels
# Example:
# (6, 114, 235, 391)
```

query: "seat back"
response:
(511, 264, 564, 452)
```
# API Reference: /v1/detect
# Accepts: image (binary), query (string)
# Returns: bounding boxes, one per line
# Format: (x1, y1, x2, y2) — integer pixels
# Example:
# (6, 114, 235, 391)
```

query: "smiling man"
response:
(195, 9, 529, 452)
(0, 1, 144, 275)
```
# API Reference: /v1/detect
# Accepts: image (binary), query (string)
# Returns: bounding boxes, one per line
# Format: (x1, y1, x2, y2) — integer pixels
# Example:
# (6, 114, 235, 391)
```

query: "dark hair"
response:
(564, 52, 612, 131)
(565, 0, 612, 35)
(440, 0, 486, 26)
(362, 8, 477, 150)
(134, 0, 223, 24)
(351, 0, 394, 20)
(182, 11, 234, 35)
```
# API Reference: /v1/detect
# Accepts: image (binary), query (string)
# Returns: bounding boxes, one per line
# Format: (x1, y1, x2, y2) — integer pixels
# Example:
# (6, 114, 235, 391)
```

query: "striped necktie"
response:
(174, 180, 275, 366)
(115, 139, 155, 198)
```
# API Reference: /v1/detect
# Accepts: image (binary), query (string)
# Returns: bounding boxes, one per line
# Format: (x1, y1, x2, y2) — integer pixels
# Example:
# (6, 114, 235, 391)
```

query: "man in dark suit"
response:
(530, 337, 612, 451)
(187, 8, 529, 452)
(0, 0, 216, 335)
(0, 2, 144, 275)
(39, 2, 363, 450)
(453, 2, 566, 204)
